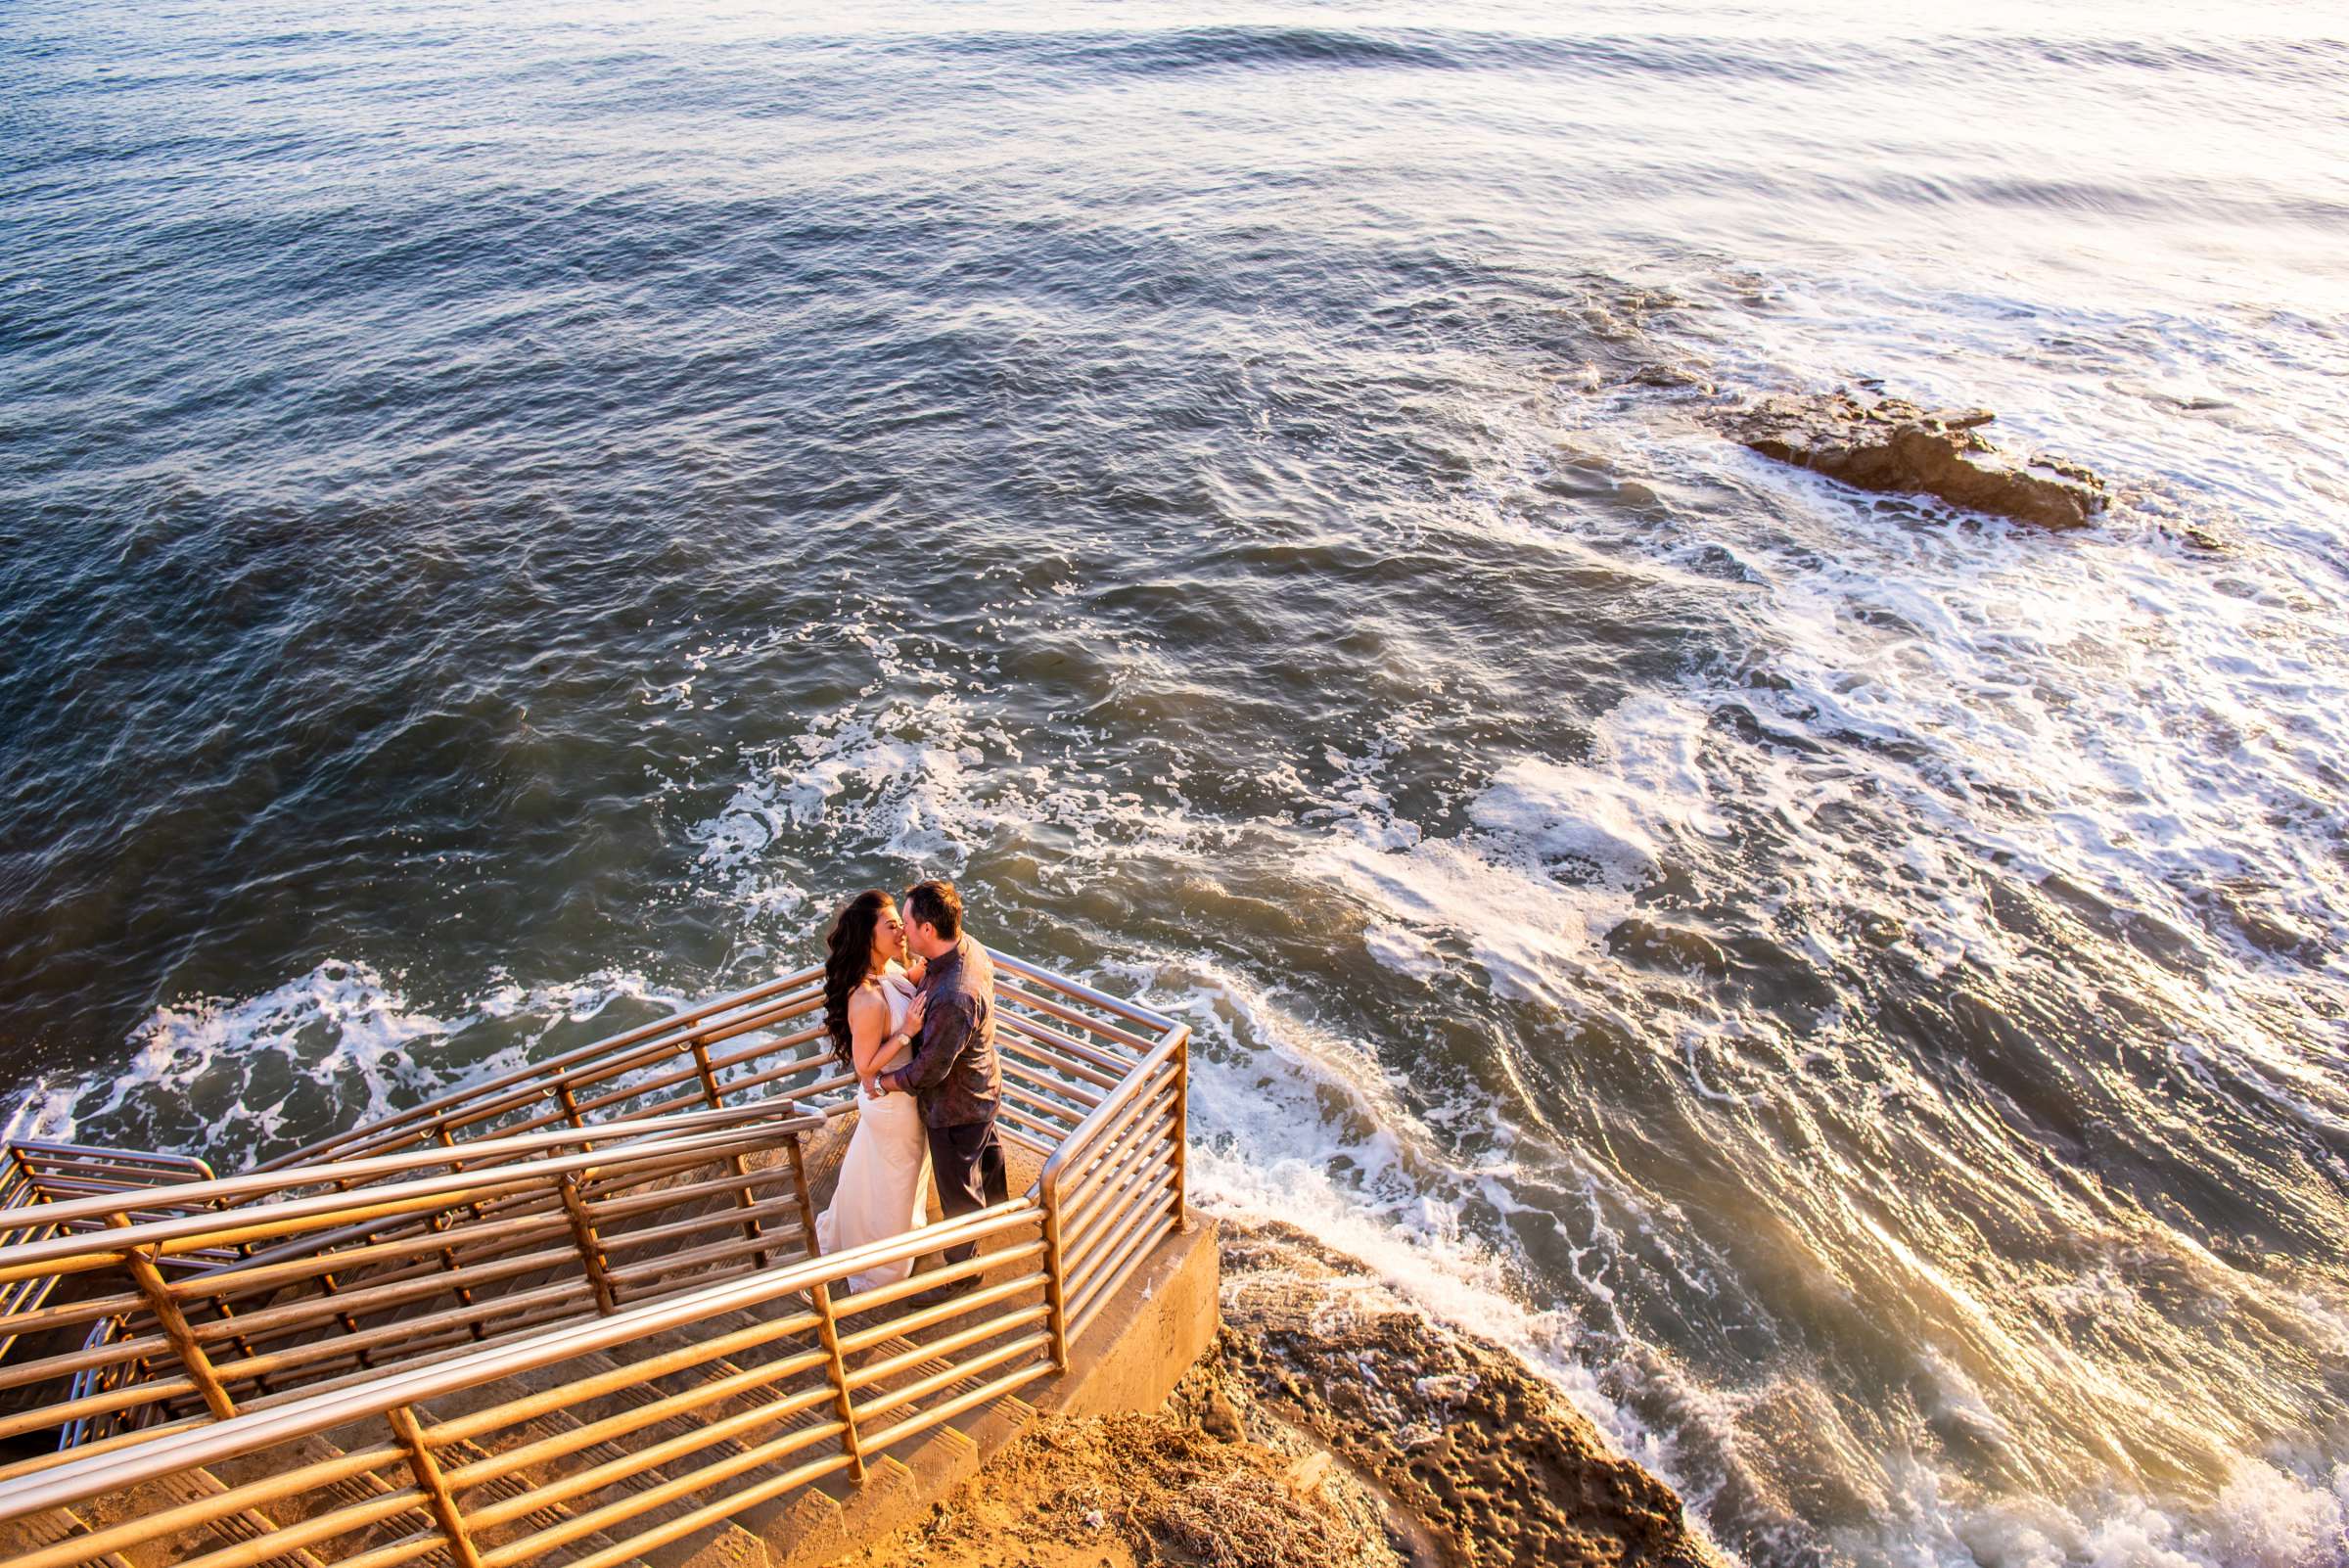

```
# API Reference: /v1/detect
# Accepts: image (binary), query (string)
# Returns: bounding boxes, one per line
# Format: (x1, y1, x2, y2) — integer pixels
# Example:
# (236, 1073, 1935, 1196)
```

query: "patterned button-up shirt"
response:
(886, 935, 1001, 1129)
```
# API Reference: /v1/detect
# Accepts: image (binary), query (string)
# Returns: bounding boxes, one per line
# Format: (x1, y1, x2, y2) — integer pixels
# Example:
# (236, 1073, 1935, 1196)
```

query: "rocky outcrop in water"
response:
(1214, 1221, 1727, 1568)
(856, 1220, 1727, 1568)
(1720, 392, 2108, 530)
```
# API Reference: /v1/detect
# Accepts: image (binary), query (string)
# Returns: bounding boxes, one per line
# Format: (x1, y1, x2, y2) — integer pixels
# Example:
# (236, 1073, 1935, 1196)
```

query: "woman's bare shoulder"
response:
(847, 982, 887, 1016)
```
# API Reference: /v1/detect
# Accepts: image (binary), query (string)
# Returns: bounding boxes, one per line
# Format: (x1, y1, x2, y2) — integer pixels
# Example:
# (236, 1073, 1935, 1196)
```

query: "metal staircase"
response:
(0, 951, 1190, 1568)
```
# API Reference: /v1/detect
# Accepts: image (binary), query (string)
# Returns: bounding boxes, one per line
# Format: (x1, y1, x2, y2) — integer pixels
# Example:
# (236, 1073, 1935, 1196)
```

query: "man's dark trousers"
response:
(928, 1121, 1006, 1266)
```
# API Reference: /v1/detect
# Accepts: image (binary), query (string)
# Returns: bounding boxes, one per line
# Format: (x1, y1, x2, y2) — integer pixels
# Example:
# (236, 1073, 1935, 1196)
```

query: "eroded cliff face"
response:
(854, 1219, 1727, 1568)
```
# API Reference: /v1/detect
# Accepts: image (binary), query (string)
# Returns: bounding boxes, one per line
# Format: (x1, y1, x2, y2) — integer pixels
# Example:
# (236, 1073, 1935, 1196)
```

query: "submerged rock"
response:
(1721, 391, 2108, 530)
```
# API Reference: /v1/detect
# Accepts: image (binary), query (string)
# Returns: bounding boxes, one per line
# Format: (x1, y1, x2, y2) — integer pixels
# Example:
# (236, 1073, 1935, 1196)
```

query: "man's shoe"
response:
(907, 1273, 979, 1312)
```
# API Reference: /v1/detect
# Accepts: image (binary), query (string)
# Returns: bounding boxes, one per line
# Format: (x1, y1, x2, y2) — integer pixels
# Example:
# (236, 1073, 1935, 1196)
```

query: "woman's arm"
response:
(847, 989, 896, 1087)
(848, 987, 927, 1090)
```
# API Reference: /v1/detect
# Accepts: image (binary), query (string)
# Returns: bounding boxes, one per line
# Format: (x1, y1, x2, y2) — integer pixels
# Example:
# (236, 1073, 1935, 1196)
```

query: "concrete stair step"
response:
(0, 1504, 137, 1568)
(436, 1432, 624, 1565)
(69, 1466, 328, 1568)
(418, 1400, 773, 1568)
(206, 1432, 420, 1560)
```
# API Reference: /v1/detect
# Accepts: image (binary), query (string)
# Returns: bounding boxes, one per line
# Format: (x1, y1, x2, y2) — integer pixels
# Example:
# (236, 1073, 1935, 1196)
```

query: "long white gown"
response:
(812, 963, 933, 1296)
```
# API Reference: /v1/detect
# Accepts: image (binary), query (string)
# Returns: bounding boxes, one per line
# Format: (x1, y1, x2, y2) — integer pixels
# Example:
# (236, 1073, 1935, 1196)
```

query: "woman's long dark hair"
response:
(823, 891, 893, 1067)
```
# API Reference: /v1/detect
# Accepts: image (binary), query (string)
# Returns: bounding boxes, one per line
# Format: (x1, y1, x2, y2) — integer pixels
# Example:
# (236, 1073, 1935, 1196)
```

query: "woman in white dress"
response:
(812, 890, 934, 1296)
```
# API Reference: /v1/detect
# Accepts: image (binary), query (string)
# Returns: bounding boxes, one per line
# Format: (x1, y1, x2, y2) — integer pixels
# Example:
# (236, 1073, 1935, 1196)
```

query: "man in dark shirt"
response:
(873, 878, 1004, 1300)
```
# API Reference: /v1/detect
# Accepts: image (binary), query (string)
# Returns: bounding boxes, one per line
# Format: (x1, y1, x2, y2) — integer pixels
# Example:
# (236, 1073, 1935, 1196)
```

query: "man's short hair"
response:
(903, 879, 962, 941)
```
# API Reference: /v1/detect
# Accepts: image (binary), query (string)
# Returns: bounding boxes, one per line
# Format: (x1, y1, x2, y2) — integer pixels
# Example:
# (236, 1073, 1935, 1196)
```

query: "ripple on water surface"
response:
(4, 3, 2348, 1565)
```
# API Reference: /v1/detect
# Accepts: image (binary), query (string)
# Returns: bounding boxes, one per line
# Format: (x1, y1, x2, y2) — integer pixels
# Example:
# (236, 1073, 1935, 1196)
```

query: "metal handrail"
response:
(0, 1107, 806, 1277)
(0, 949, 1191, 1568)
(257, 969, 827, 1171)
(0, 1197, 1039, 1523)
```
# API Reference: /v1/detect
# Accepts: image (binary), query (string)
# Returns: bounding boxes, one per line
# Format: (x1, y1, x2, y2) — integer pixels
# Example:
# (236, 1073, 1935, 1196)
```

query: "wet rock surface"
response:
(1720, 391, 2108, 530)
(859, 1220, 1727, 1568)
(1216, 1221, 1728, 1568)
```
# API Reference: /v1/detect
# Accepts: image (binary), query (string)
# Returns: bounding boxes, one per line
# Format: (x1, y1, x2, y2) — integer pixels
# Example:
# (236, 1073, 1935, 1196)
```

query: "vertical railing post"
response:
(201, 1195, 270, 1382)
(424, 1208, 485, 1340)
(784, 1134, 818, 1268)
(434, 1129, 492, 1229)
(557, 1173, 618, 1314)
(108, 1218, 237, 1422)
(389, 1404, 485, 1568)
(5, 1144, 40, 1206)
(1170, 1027, 1190, 1229)
(1039, 1171, 1071, 1372)
(808, 1281, 866, 1484)
(694, 1035, 771, 1268)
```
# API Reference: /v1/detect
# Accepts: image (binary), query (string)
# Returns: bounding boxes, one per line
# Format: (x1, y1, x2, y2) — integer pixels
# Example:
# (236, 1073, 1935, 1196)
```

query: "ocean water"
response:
(4, 1, 2346, 1563)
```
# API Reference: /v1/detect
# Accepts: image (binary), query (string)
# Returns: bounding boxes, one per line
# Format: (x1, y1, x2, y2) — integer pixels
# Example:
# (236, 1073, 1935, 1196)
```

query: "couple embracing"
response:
(811, 879, 1005, 1305)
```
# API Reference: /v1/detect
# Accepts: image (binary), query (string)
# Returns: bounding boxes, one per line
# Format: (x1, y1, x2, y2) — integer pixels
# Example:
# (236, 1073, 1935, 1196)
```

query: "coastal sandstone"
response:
(852, 1218, 1726, 1568)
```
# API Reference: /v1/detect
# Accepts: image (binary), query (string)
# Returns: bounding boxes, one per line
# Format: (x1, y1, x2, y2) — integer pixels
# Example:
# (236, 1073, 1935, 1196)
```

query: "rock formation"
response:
(853, 1219, 1728, 1568)
(1720, 391, 2108, 530)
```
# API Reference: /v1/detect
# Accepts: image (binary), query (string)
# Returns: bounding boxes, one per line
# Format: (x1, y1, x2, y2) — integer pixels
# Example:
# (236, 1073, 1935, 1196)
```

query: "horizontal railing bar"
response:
(0, 1108, 813, 1254)
(596, 1195, 807, 1257)
(987, 950, 1182, 1034)
(0, 1368, 201, 1443)
(0, 1282, 143, 1342)
(161, 1482, 431, 1568)
(994, 1008, 1141, 1080)
(2, 1155, 210, 1185)
(852, 1330, 1052, 1426)
(1066, 1164, 1178, 1289)
(255, 969, 822, 1169)
(707, 1053, 838, 1101)
(475, 1414, 853, 1568)
(583, 1167, 800, 1226)
(1057, 1078, 1179, 1221)
(843, 1305, 1051, 1396)
(326, 1527, 445, 1568)
(993, 1100, 1075, 1144)
(5, 1140, 213, 1170)
(192, 1213, 575, 1307)
(0, 1197, 1036, 1522)
(1069, 1192, 1180, 1331)
(835, 1263, 1047, 1356)
(543, 1444, 858, 1568)
(824, 1230, 1042, 1323)
(456, 1380, 842, 1530)
(439, 1359, 834, 1492)
(603, 1230, 783, 1287)
(852, 1355, 1055, 1461)
(426, 1318, 825, 1450)
(994, 980, 1165, 1057)
(0, 1323, 171, 1394)
(195, 1243, 580, 1348)
(697, 1013, 826, 1067)
(220, 1278, 600, 1385)
(0, 1457, 424, 1568)
(997, 1044, 1110, 1108)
